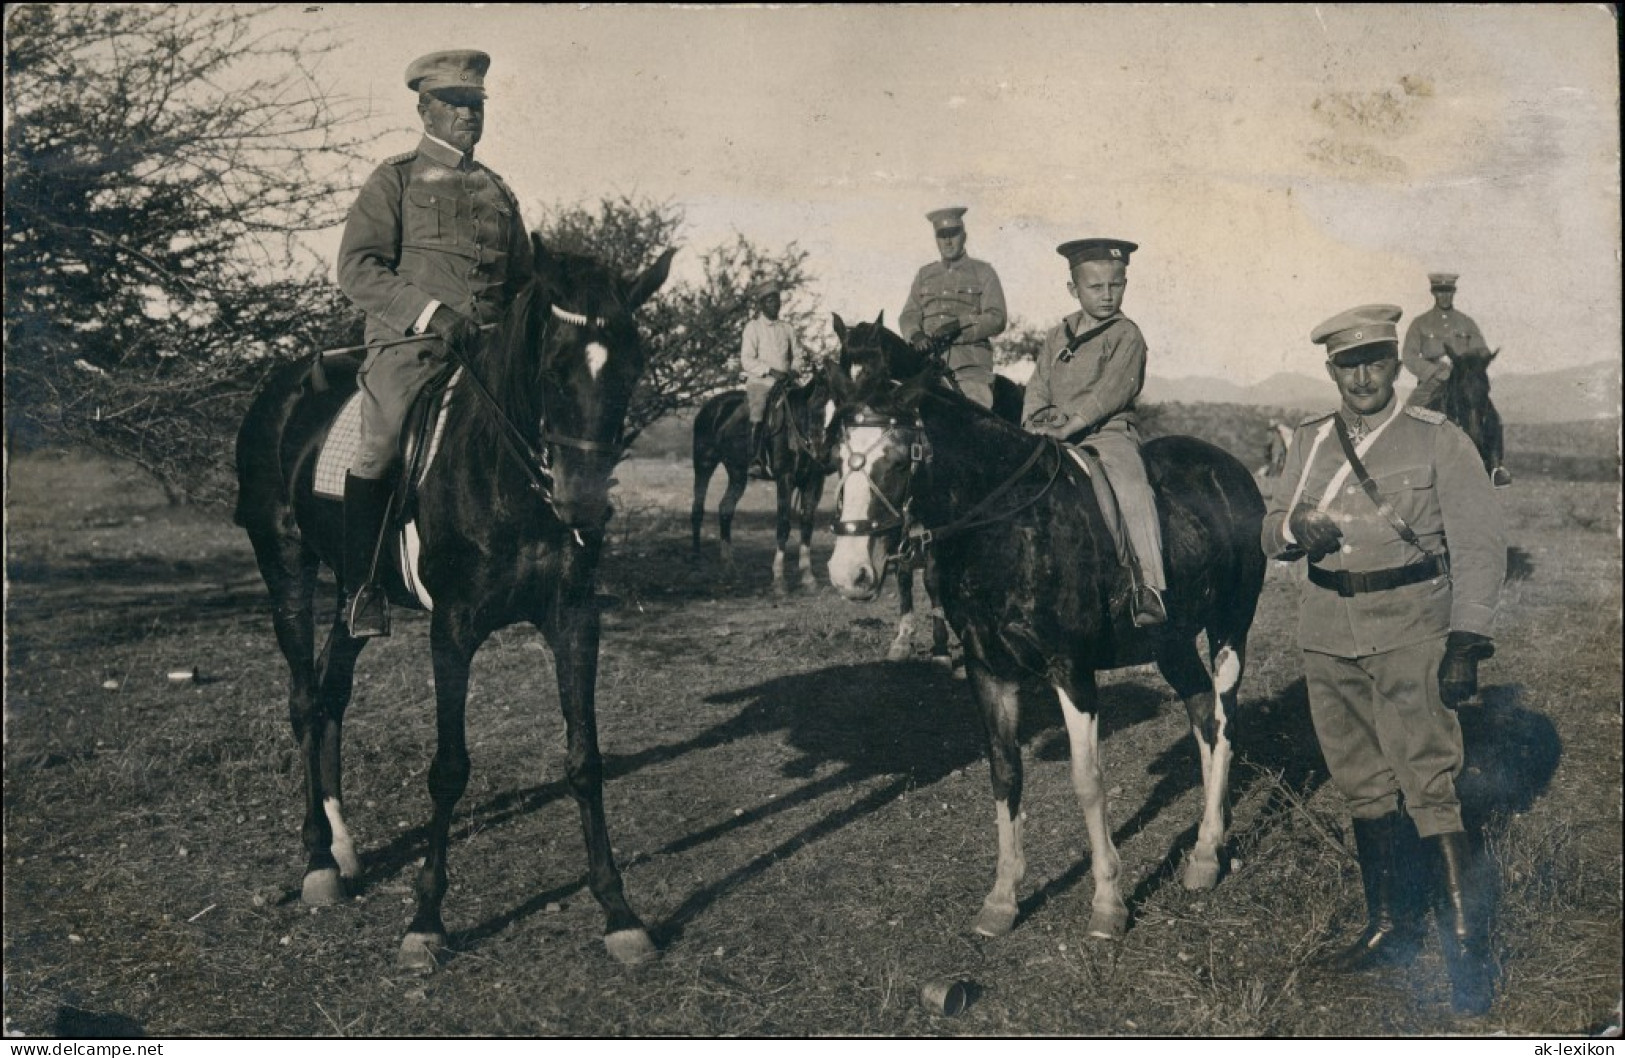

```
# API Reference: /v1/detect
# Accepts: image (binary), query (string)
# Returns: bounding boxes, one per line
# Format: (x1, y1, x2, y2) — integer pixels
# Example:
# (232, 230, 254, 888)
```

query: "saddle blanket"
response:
(311, 373, 463, 612)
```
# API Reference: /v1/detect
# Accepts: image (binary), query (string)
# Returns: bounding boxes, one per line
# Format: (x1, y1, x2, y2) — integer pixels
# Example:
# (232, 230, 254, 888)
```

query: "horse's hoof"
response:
(931, 653, 953, 670)
(397, 931, 447, 973)
(1182, 857, 1221, 891)
(772, 580, 789, 599)
(301, 868, 345, 906)
(800, 575, 818, 592)
(886, 641, 912, 662)
(972, 901, 1018, 938)
(1087, 905, 1129, 941)
(604, 928, 658, 966)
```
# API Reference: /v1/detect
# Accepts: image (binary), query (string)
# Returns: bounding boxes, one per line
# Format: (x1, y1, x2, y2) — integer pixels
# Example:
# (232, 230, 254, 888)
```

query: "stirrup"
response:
(1490, 467, 1511, 489)
(1131, 584, 1167, 628)
(346, 585, 391, 639)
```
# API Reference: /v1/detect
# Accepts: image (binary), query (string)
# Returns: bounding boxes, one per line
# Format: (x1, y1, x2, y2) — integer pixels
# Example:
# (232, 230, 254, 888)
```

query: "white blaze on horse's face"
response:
(586, 342, 609, 380)
(828, 425, 889, 601)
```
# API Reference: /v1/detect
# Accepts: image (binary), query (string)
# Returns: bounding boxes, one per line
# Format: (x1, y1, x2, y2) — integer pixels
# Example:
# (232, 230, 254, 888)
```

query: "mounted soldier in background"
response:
(1403, 273, 1511, 489)
(900, 207, 1008, 409)
(739, 280, 801, 480)
(334, 49, 533, 637)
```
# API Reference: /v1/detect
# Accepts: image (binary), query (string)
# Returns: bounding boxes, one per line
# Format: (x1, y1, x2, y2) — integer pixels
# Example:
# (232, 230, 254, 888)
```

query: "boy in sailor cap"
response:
(1021, 238, 1166, 626)
(334, 49, 532, 637)
(1264, 304, 1506, 1016)
(899, 207, 1008, 408)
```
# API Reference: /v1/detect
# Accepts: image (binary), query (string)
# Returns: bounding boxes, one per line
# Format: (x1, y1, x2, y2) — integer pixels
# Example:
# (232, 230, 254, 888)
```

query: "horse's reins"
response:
(830, 402, 1062, 567)
(435, 303, 622, 497)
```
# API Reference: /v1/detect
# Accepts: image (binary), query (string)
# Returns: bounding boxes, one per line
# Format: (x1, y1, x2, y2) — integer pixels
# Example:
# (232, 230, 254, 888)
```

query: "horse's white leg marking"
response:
(585, 342, 609, 380)
(719, 538, 734, 568)
(1185, 645, 1238, 891)
(324, 797, 360, 879)
(887, 611, 918, 661)
(1058, 685, 1128, 940)
(798, 542, 817, 590)
(973, 798, 1025, 937)
(828, 426, 885, 599)
(822, 399, 837, 430)
(772, 547, 787, 594)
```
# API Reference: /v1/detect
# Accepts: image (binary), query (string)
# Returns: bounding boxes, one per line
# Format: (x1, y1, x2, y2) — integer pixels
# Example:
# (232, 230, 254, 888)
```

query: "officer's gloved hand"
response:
(1289, 505, 1344, 560)
(1439, 631, 1495, 708)
(427, 306, 478, 351)
(908, 331, 932, 353)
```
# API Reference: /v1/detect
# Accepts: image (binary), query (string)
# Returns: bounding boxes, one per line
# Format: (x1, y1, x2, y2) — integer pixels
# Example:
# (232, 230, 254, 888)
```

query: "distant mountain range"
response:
(1138, 359, 1620, 424)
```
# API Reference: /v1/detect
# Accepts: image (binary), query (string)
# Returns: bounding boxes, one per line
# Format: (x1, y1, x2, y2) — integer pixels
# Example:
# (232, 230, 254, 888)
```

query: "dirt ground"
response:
(3, 421, 1620, 1038)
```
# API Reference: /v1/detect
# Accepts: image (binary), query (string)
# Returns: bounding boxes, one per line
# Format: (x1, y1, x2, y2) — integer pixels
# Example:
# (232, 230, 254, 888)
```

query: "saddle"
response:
(311, 361, 461, 519)
(1060, 442, 1151, 643)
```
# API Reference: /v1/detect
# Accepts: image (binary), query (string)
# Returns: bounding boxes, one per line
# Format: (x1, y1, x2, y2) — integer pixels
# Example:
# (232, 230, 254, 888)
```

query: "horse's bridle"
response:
(830, 403, 1062, 567)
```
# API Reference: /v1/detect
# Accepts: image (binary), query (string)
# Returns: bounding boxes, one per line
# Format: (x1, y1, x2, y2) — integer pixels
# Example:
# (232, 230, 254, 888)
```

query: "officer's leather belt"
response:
(1308, 554, 1447, 597)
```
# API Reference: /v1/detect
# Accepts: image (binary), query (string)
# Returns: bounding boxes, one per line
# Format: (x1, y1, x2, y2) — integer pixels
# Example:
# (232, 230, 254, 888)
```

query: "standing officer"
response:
(1022, 239, 1166, 627)
(335, 49, 533, 638)
(899, 207, 1008, 408)
(1265, 304, 1506, 1017)
(1402, 272, 1491, 409)
(738, 280, 800, 480)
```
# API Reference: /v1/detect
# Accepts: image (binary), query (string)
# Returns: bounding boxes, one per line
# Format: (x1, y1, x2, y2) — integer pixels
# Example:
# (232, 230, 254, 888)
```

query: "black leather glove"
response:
(908, 331, 932, 353)
(1289, 505, 1344, 560)
(427, 306, 477, 349)
(1439, 631, 1495, 708)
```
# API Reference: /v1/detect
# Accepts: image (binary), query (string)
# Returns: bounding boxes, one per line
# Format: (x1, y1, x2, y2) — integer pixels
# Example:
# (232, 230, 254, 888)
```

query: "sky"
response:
(274, 4, 1620, 385)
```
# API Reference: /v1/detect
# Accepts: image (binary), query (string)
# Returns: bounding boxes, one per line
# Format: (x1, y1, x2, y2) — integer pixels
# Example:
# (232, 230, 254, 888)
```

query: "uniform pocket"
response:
(405, 189, 457, 243)
(1371, 464, 1436, 525)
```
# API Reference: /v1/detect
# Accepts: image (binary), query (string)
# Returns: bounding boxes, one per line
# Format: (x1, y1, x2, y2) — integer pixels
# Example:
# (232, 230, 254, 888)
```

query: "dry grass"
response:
(4, 415, 1619, 1037)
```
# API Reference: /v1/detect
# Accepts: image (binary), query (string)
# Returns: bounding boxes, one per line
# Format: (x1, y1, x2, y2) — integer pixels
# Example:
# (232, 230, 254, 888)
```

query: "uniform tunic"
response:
(337, 135, 533, 477)
(1263, 399, 1506, 835)
(739, 316, 800, 422)
(1402, 306, 1488, 408)
(1022, 312, 1164, 590)
(899, 256, 1007, 408)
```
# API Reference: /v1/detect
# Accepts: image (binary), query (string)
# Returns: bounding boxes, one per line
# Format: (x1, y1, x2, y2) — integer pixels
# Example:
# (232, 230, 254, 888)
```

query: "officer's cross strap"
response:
(1330, 414, 1427, 554)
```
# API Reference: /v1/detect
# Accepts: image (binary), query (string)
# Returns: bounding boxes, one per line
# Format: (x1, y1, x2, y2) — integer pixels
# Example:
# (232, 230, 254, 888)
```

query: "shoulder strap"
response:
(1330, 415, 1425, 553)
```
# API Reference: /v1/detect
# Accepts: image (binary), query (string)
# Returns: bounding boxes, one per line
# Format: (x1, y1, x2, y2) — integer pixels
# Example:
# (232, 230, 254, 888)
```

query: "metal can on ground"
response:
(919, 978, 969, 1017)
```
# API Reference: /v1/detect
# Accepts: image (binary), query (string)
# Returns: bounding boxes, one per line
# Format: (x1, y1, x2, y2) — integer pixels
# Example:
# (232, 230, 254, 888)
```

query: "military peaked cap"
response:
(1310, 304, 1403, 360)
(1057, 239, 1138, 268)
(747, 280, 782, 300)
(406, 50, 491, 98)
(926, 207, 968, 234)
(1428, 272, 1459, 291)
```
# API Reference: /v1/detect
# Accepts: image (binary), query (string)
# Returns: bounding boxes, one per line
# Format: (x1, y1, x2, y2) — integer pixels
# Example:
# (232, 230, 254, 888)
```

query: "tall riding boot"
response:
(1321, 812, 1425, 972)
(748, 421, 771, 480)
(342, 472, 394, 639)
(1426, 830, 1497, 1016)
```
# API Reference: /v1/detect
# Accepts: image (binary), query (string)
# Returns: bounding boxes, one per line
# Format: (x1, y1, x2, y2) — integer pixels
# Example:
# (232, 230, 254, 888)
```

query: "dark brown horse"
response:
(689, 373, 832, 594)
(827, 318, 1266, 941)
(234, 236, 674, 969)
(1431, 346, 1509, 487)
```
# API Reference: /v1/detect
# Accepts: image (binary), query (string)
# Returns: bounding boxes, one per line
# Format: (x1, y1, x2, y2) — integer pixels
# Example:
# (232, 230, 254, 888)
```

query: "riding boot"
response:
(748, 421, 771, 480)
(1426, 830, 1497, 1016)
(1320, 812, 1425, 972)
(1129, 564, 1167, 627)
(342, 472, 393, 639)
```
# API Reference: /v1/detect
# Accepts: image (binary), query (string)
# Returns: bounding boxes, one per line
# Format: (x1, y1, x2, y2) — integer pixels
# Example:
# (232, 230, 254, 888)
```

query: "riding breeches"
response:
(1303, 637, 1464, 838)
(1082, 424, 1166, 592)
(945, 344, 994, 410)
(745, 377, 778, 423)
(353, 337, 449, 480)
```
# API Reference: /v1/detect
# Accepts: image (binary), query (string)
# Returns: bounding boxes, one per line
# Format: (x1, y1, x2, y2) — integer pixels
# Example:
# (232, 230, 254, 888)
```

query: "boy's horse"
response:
(689, 374, 831, 594)
(234, 237, 674, 969)
(1431, 346, 1509, 486)
(826, 319, 1266, 941)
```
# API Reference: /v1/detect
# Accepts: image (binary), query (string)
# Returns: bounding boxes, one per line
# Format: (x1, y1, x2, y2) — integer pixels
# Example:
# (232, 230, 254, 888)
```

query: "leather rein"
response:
(438, 302, 626, 498)
(830, 405, 1061, 566)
